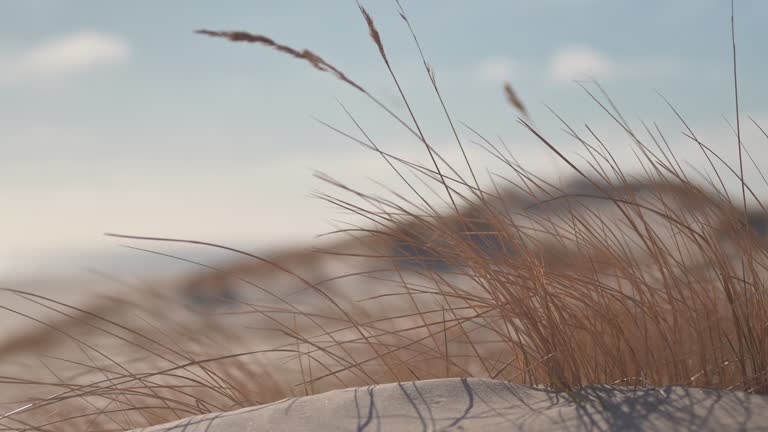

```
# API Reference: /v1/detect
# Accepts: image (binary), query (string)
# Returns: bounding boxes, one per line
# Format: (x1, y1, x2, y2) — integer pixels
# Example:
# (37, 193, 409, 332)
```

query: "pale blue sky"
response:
(2, 1, 767, 278)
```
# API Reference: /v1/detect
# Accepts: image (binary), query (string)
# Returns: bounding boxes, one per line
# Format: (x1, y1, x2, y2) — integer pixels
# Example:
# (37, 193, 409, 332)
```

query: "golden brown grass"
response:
(1, 2, 767, 430)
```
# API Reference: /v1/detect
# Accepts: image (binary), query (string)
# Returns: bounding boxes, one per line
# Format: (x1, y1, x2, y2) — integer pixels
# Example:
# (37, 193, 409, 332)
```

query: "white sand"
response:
(135, 378, 768, 431)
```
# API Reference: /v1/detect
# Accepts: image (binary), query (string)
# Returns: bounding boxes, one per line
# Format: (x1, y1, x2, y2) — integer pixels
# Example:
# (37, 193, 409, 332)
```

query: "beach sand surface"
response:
(135, 377, 768, 432)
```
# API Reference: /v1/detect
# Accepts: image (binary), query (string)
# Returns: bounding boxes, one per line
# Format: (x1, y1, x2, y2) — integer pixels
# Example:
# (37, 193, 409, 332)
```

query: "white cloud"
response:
(547, 45, 697, 84)
(0, 32, 129, 83)
(474, 56, 519, 82)
(549, 45, 614, 83)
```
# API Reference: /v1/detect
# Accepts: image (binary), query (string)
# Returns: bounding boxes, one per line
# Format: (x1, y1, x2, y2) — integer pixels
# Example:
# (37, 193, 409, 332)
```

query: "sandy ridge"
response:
(134, 377, 768, 431)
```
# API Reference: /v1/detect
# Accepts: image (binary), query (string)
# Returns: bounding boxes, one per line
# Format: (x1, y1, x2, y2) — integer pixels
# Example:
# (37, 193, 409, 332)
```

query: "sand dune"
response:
(135, 378, 768, 431)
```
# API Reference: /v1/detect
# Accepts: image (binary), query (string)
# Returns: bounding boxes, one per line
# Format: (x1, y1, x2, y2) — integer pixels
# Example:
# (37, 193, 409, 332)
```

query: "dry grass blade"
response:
(503, 82, 529, 120)
(195, 29, 365, 93)
(357, 1, 388, 64)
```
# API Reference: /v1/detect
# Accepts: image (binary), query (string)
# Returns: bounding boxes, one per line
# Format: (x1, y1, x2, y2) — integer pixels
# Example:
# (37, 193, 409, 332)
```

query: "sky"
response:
(2, 0, 768, 279)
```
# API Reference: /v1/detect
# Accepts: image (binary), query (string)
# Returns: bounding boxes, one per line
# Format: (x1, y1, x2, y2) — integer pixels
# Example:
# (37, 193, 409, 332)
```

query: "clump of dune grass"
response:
(2, 1, 767, 430)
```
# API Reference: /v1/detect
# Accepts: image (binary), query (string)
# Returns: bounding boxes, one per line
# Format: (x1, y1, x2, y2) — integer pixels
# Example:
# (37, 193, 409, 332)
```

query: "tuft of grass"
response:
(2, 1, 767, 430)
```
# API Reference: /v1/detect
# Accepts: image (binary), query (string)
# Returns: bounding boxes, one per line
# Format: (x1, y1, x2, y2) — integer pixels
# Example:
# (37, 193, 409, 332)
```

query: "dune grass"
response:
(1, 2, 767, 431)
